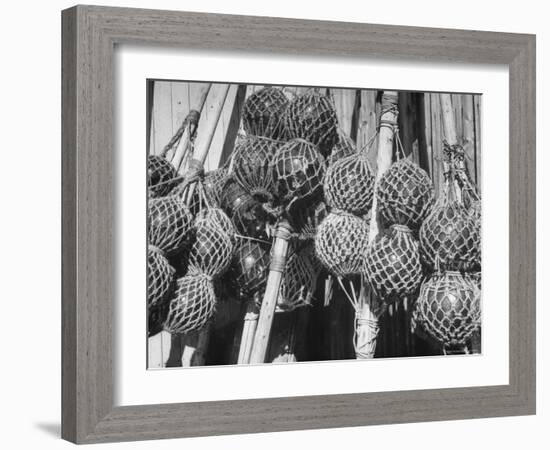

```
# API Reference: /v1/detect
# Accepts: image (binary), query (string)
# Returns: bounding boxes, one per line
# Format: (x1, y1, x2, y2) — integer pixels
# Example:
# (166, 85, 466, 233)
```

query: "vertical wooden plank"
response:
(451, 94, 464, 144)
(147, 81, 175, 368)
(474, 95, 482, 193)
(178, 83, 232, 366)
(146, 81, 154, 156)
(430, 93, 444, 197)
(324, 88, 359, 361)
(166, 82, 191, 161)
(357, 90, 379, 174)
(151, 81, 174, 156)
(220, 84, 247, 165)
(331, 88, 357, 136)
(419, 93, 434, 178)
(172, 82, 212, 175)
(147, 331, 165, 368)
(203, 84, 237, 171)
(461, 94, 477, 184)
(398, 92, 418, 160)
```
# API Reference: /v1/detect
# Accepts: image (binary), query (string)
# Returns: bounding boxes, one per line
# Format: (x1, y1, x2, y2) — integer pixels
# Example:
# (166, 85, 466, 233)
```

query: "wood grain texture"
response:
(61, 5, 536, 443)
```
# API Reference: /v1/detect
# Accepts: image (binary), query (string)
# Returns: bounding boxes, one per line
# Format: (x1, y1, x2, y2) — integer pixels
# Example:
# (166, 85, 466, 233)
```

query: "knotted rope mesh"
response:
(221, 177, 273, 240)
(326, 129, 356, 167)
(147, 155, 180, 198)
(164, 272, 217, 334)
(148, 196, 193, 254)
(187, 221, 234, 278)
(231, 238, 270, 300)
(147, 246, 175, 308)
(364, 225, 423, 302)
(466, 271, 482, 292)
(419, 195, 481, 272)
(242, 87, 289, 140)
(324, 153, 376, 217)
(221, 176, 250, 214)
(194, 207, 236, 245)
(174, 167, 229, 216)
(459, 169, 482, 270)
(377, 158, 434, 230)
(314, 212, 370, 277)
(272, 138, 325, 207)
(413, 271, 481, 347)
(285, 91, 338, 157)
(232, 135, 282, 202)
(288, 200, 328, 241)
(277, 247, 316, 312)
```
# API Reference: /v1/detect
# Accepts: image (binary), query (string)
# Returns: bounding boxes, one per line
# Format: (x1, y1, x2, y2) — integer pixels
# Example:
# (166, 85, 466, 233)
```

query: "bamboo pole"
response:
(356, 91, 399, 359)
(249, 220, 293, 364)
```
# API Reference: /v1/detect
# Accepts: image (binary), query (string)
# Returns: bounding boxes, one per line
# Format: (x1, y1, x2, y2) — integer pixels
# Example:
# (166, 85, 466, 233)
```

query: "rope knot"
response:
(331, 208, 357, 218)
(390, 224, 413, 234)
(148, 244, 165, 257)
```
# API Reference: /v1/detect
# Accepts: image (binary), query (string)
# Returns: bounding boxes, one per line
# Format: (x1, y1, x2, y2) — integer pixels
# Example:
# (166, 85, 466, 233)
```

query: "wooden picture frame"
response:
(62, 5, 536, 444)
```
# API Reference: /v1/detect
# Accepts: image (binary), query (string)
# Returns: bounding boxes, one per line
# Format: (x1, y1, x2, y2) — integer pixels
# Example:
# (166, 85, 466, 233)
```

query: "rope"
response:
(269, 254, 287, 273)
(161, 109, 200, 158)
(330, 208, 360, 218)
(235, 233, 271, 246)
(390, 223, 413, 234)
(354, 315, 380, 359)
(148, 244, 165, 256)
(357, 129, 380, 155)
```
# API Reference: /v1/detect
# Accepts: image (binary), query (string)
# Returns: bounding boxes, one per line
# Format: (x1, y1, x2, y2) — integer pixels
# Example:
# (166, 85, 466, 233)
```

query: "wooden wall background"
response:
(147, 80, 482, 368)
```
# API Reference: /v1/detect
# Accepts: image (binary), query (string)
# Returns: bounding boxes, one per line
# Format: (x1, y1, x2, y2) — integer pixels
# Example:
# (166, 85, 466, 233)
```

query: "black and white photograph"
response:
(146, 81, 482, 368)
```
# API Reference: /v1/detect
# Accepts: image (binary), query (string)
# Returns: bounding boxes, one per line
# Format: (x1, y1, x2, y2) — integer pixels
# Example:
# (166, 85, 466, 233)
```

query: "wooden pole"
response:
(177, 84, 231, 367)
(439, 93, 458, 145)
(368, 91, 398, 242)
(189, 84, 231, 167)
(237, 300, 260, 364)
(326, 88, 359, 360)
(439, 93, 463, 203)
(356, 91, 399, 359)
(170, 84, 211, 171)
(249, 220, 293, 364)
